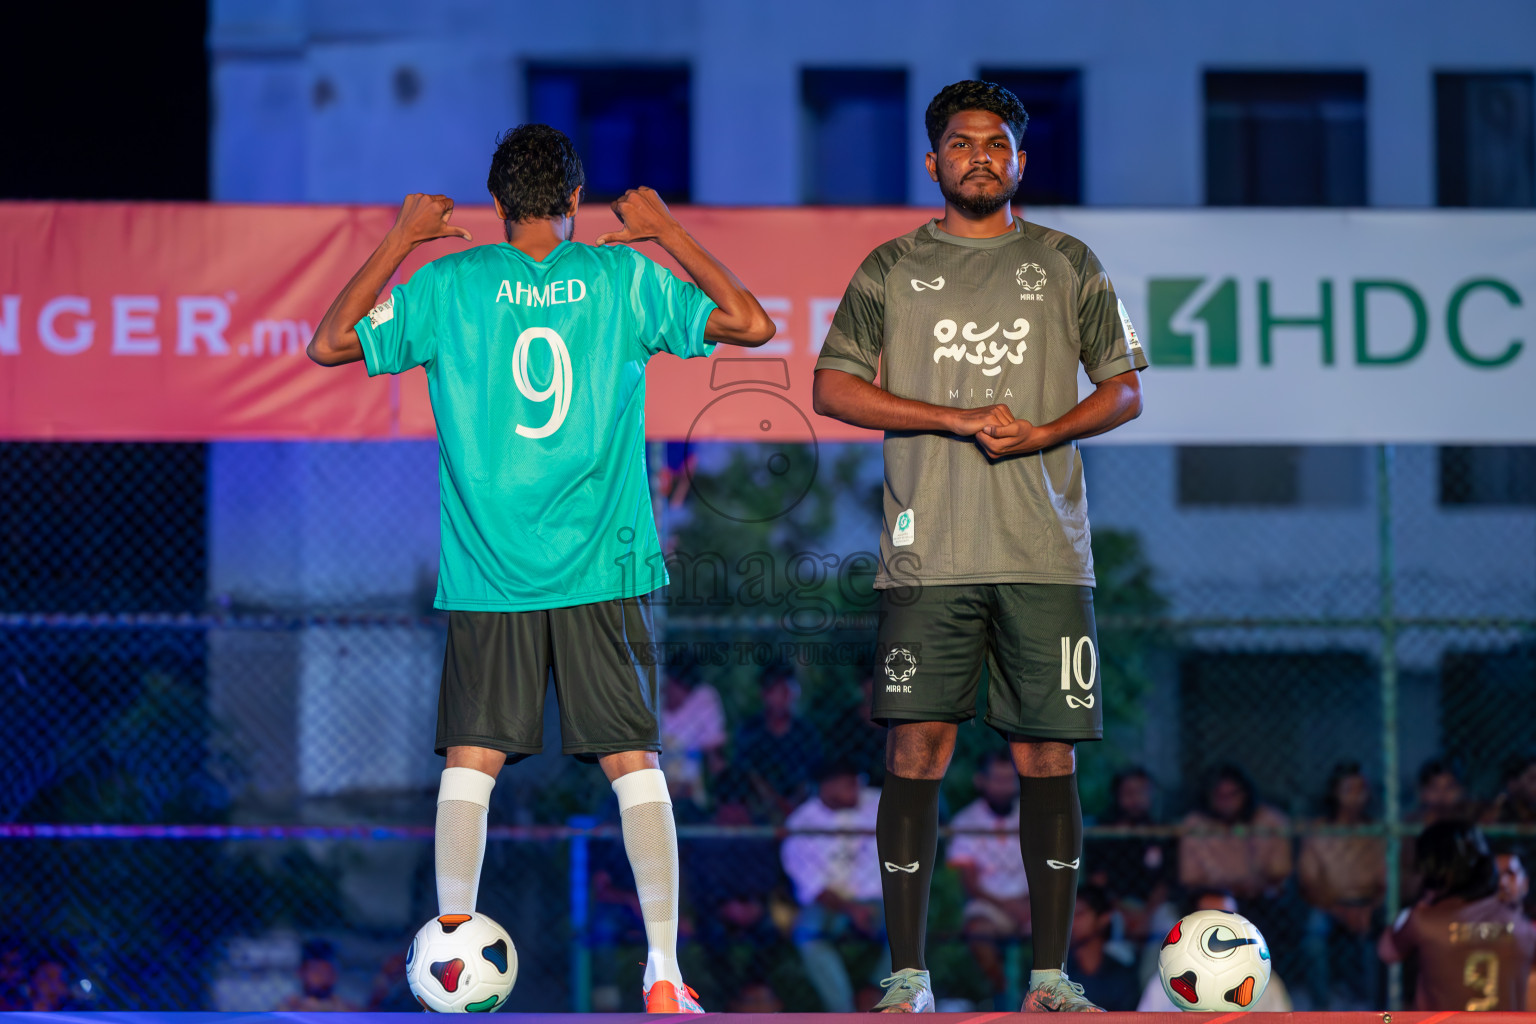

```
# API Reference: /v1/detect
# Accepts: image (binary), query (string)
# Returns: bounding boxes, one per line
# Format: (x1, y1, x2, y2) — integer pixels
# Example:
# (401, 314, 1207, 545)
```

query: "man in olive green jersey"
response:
(308, 124, 775, 1013)
(814, 81, 1147, 1013)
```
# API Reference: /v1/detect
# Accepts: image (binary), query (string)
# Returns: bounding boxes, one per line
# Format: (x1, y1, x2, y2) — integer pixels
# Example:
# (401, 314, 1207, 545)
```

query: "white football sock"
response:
(435, 766, 496, 915)
(612, 767, 683, 989)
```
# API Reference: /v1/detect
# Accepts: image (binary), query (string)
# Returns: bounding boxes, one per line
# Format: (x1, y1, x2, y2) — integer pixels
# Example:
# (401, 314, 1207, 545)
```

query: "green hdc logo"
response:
(1146, 277, 1524, 369)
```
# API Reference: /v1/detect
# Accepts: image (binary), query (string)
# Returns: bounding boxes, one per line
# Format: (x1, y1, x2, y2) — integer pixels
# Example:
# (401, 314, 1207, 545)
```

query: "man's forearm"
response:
(812, 369, 961, 433)
(1032, 372, 1142, 448)
(655, 226, 772, 344)
(308, 231, 414, 366)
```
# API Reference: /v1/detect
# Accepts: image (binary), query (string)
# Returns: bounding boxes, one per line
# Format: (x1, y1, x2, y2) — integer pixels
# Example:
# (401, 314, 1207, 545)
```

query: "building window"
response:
(526, 65, 691, 203)
(977, 69, 1082, 205)
(1205, 71, 1367, 206)
(801, 68, 907, 205)
(1178, 445, 1366, 508)
(1436, 72, 1536, 208)
(1439, 446, 1536, 506)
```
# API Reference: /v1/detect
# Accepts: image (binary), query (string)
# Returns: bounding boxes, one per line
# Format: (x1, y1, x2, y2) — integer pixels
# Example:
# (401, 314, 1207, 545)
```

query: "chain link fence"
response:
(1, 439, 1532, 1011)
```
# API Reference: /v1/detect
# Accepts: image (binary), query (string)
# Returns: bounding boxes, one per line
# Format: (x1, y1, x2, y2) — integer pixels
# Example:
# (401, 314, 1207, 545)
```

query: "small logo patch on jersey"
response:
(911, 276, 945, 292)
(1045, 857, 1080, 870)
(892, 508, 915, 547)
(1016, 262, 1047, 293)
(885, 646, 918, 684)
(367, 295, 394, 327)
(884, 861, 920, 873)
(1118, 298, 1141, 350)
(1066, 694, 1095, 709)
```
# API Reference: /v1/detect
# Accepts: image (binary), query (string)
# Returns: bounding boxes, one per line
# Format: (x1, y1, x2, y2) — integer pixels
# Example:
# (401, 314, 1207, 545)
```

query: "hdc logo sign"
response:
(1145, 277, 1524, 369)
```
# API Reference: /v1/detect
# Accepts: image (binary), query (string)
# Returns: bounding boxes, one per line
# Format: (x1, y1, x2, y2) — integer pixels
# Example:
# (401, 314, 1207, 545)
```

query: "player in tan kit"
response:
(1381, 820, 1536, 1010)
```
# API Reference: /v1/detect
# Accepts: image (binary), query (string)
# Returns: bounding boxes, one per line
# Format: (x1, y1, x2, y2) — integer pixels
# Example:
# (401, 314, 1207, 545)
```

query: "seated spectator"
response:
(1179, 763, 1292, 903)
(1066, 885, 1141, 1011)
(734, 663, 824, 822)
(0, 938, 27, 1011)
(1484, 754, 1536, 829)
(781, 761, 888, 1012)
(826, 673, 888, 787)
(658, 649, 727, 807)
(366, 951, 417, 1012)
(1086, 766, 1177, 956)
(683, 796, 791, 1007)
(1380, 820, 1536, 1011)
(1137, 889, 1295, 1011)
(1299, 761, 1385, 1009)
(947, 750, 1030, 995)
(1402, 757, 1475, 904)
(1179, 764, 1295, 981)
(277, 939, 359, 1012)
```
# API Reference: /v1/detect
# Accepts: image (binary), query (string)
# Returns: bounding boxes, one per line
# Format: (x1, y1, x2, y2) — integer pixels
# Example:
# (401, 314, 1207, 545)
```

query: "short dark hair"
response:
(1076, 883, 1112, 917)
(487, 124, 585, 223)
(977, 749, 1014, 773)
(1416, 819, 1498, 903)
(1418, 756, 1463, 788)
(925, 80, 1029, 151)
(301, 938, 338, 965)
(1202, 762, 1257, 823)
(760, 661, 798, 689)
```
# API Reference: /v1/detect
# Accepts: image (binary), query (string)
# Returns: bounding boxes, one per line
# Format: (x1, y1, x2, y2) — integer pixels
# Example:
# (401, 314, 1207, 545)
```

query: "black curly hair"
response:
(486, 124, 586, 223)
(925, 80, 1029, 151)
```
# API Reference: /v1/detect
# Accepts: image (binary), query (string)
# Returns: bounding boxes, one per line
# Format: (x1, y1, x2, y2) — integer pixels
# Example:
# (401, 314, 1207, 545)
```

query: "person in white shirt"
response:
(658, 652, 727, 806)
(947, 750, 1030, 994)
(1137, 889, 1294, 1012)
(782, 761, 889, 1012)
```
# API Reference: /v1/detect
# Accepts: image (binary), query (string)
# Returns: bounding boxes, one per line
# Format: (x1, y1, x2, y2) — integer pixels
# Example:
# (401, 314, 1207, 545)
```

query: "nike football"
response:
(1157, 909, 1271, 1011)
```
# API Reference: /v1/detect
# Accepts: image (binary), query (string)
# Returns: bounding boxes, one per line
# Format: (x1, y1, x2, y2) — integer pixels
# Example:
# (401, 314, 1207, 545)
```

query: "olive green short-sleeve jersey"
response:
(816, 219, 1147, 589)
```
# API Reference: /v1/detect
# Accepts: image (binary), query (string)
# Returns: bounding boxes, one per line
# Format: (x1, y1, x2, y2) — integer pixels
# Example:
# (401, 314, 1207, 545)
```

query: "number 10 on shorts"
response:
(1060, 636, 1097, 708)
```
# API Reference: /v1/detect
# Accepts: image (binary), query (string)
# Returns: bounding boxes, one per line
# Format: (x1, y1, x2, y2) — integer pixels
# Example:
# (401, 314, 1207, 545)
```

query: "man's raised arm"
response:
(307, 194, 472, 367)
(595, 187, 775, 347)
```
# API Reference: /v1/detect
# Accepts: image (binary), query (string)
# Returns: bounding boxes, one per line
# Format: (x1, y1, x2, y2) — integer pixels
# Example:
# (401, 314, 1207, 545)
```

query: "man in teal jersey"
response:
(307, 124, 775, 1013)
(813, 81, 1147, 1013)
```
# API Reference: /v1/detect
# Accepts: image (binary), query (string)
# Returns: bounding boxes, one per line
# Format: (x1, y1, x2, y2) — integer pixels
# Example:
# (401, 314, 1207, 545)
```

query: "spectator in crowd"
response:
(277, 939, 359, 1012)
(1086, 766, 1177, 962)
(1412, 757, 1473, 824)
(734, 663, 824, 822)
(1179, 763, 1295, 979)
(947, 750, 1030, 995)
(1380, 820, 1536, 1011)
(781, 760, 887, 1012)
(684, 794, 792, 1008)
(827, 673, 887, 788)
(0, 939, 27, 1011)
(27, 954, 83, 1013)
(1299, 760, 1385, 1009)
(658, 649, 727, 807)
(1065, 885, 1141, 1011)
(1403, 757, 1474, 904)
(1137, 889, 1295, 1011)
(365, 951, 417, 1012)
(1179, 763, 1292, 903)
(1485, 754, 1536, 828)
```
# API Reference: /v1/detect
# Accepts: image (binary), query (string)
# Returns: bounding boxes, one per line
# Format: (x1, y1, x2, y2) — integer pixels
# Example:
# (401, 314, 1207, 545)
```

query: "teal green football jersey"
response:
(354, 241, 716, 611)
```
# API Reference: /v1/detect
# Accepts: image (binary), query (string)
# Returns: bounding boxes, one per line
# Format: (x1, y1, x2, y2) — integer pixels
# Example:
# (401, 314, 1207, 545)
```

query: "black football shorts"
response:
(871, 583, 1103, 741)
(436, 596, 661, 763)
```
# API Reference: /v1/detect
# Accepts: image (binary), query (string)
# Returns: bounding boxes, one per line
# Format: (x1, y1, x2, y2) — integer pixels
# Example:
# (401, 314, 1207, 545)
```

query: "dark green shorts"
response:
(872, 583, 1103, 741)
(436, 596, 661, 763)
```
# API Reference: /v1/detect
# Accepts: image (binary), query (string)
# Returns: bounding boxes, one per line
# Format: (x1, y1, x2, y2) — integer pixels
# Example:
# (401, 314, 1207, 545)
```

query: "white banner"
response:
(1042, 210, 1536, 444)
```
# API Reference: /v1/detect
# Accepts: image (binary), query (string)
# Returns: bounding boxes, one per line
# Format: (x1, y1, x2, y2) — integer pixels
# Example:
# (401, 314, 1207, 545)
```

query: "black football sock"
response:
(1018, 771, 1083, 975)
(876, 773, 942, 971)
